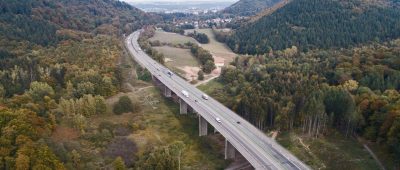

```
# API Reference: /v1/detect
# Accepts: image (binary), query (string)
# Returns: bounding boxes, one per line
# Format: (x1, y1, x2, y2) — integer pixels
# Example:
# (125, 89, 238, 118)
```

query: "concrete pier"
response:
(225, 139, 236, 159)
(179, 99, 188, 114)
(199, 116, 208, 136)
(164, 86, 172, 97)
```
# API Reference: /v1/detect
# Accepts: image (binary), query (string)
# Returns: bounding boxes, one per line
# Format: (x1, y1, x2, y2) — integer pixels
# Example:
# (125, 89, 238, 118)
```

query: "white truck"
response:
(182, 90, 189, 97)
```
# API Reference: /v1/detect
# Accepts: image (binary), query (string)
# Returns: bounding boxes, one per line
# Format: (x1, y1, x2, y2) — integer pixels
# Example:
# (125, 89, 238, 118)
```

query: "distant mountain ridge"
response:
(223, 0, 282, 16)
(227, 0, 400, 54)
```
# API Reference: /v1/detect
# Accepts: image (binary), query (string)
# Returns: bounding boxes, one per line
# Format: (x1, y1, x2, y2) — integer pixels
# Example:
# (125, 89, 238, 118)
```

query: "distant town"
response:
(129, 1, 234, 14)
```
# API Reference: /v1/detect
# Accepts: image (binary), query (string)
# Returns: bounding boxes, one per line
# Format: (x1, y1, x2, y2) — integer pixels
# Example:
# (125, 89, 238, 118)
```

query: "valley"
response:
(0, 0, 399, 169)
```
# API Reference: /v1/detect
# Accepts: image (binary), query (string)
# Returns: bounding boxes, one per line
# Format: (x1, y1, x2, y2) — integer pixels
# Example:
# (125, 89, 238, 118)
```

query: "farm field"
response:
(150, 30, 197, 45)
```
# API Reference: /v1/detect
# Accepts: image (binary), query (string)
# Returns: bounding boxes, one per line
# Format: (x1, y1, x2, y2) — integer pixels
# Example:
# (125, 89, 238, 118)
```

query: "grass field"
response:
(154, 46, 201, 80)
(149, 30, 197, 45)
(154, 46, 199, 68)
(277, 131, 381, 170)
(198, 78, 224, 94)
(186, 29, 237, 64)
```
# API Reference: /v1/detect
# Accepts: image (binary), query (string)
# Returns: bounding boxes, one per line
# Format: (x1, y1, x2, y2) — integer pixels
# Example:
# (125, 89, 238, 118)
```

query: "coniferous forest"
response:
(227, 0, 400, 54)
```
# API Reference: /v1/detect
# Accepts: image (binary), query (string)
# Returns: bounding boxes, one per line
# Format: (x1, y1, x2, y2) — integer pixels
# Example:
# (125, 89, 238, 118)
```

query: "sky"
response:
(122, 0, 237, 3)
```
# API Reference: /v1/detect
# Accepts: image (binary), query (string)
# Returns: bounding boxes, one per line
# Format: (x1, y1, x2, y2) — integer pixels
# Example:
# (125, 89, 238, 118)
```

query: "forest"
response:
(226, 0, 400, 54)
(0, 0, 163, 169)
(209, 40, 400, 166)
(223, 0, 282, 16)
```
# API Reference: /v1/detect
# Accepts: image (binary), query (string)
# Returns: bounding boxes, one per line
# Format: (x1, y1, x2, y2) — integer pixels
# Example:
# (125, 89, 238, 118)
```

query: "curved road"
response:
(125, 30, 311, 170)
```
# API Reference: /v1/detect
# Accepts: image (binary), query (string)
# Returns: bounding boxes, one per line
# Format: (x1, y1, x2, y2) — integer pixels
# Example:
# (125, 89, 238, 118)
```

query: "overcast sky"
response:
(122, 0, 237, 3)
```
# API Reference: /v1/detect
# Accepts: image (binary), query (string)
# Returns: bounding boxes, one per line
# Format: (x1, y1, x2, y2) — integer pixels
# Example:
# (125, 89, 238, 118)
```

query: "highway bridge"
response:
(125, 30, 311, 170)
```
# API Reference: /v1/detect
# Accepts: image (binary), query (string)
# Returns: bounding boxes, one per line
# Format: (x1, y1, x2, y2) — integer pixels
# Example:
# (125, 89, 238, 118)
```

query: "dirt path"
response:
(125, 82, 153, 93)
(195, 74, 220, 87)
(297, 137, 311, 151)
(356, 136, 386, 170)
(363, 144, 385, 170)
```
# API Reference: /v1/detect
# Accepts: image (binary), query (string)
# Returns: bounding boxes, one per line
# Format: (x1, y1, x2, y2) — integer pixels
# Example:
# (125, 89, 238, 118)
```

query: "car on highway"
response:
(182, 90, 189, 97)
(216, 117, 222, 123)
(202, 94, 209, 100)
(167, 71, 173, 77)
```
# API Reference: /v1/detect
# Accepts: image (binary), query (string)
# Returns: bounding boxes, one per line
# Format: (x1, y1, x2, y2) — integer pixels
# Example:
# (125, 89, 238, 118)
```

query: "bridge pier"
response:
(151, 75, 163, 87)
(199, 116, 208, 136)
(179, 99, 188, 114)
(164, 86, 172, 97)
(225, 139, 236, 159)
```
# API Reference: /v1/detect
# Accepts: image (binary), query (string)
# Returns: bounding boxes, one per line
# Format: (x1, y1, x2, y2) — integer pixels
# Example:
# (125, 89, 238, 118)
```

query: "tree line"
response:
(187, 42, 216, 73)
(188, 31, 210, 44)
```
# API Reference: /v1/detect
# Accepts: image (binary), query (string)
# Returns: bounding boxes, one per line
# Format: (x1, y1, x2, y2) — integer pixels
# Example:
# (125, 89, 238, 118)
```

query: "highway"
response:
(125, 30, 311, 170)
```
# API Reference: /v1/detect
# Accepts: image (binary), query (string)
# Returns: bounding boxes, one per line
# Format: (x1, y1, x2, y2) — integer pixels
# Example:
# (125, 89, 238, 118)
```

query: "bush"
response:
(98, 121, 116, 132)
(103, 137, 137, 166)
(190, 80, 198, 84)
(203, 60, 216, 74)
(113, 96, 133, 115)
(198, 70, 204, 80)
(113, 125, 132, 136)
(137, 68, 152, 82)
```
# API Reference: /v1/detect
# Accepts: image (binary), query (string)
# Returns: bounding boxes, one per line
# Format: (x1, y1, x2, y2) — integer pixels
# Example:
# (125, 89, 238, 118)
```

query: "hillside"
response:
(248, 0, 290, 23)
(0, 0, 158, 47)
(223, 0, 282, 16)
(0, 0, 161, 169)
(226, 0, 400, 54)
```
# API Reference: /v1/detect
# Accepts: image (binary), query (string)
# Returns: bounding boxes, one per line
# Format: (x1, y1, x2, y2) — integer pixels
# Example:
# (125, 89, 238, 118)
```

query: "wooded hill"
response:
(223, 0, 282, 16)
(0, 0, 158, 47)
(226, 0, 400, 54)
(0, 0, 160, 169)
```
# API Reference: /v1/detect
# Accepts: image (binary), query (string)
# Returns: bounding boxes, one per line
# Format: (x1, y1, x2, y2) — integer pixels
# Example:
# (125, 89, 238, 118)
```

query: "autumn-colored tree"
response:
(113, 157, 126, 170)
(70, 150, 81, 169)
(27, 82, 54, 102)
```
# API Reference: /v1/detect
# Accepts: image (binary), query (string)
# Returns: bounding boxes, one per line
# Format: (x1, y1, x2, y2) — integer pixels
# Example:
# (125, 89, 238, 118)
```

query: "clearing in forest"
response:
(154, 46, 201, 81)
(149, 30, 197, 45)
(185, 28, 236, 66)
